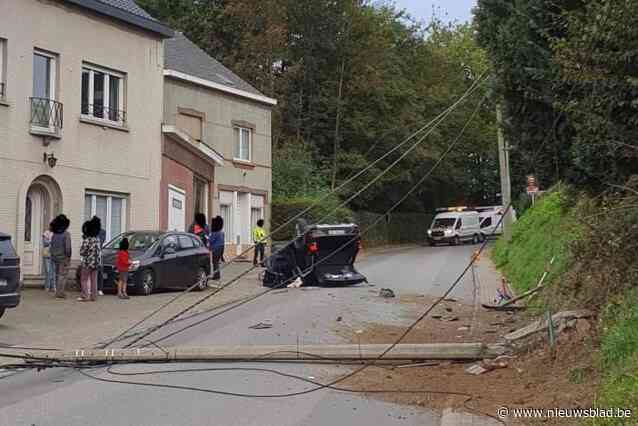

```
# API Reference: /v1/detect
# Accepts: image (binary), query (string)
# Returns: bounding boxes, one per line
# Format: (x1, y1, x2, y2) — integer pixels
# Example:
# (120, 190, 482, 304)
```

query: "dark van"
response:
(0, 233, 21, 318)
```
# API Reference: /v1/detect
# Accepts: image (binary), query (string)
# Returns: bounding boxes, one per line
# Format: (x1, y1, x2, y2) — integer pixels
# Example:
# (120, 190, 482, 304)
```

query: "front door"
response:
(168, 186, 186, 232)
(23, 186, 48, 275)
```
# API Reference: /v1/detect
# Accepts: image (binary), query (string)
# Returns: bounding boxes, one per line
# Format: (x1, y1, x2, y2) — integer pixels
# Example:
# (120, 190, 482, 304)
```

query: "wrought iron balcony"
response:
(81, 103, 127, 124)
(30, 97, 63, 134)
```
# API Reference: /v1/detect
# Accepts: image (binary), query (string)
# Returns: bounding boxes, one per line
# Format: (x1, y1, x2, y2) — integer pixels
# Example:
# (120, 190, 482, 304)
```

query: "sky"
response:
(392, 0, 477, 25)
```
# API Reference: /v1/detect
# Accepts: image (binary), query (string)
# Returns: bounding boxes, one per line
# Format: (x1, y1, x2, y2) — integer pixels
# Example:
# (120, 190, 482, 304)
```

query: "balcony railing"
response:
(30, 97, 63, 133)
(81, 103, 127, 124)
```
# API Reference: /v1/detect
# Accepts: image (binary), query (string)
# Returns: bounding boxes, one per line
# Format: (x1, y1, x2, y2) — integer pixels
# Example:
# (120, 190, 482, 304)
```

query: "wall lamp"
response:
(43, 152, 58, 168)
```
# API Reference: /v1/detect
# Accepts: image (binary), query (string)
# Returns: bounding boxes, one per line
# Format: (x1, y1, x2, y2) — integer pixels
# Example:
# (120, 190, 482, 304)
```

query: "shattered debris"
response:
(379, 288, 396, 298)
(249, 322, 273, 330)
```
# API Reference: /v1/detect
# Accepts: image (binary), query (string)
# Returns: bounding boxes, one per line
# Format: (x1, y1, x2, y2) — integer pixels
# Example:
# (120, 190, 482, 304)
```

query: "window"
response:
(178, 235, 195, 251)
(480, 217, 492, 229)
(193, 177, 208, 217)
(0, 39, 6, 98)
(161, 235, 178, 251)
(81, 64, 125, 124)
(33, 51, 55, 100)
(84, 192, 127, 242)
(251, 195, 264, 232)
(233, 127, 252, 161)
(24, 196, 32, 242)
(455, 219, 462, 230)
(31, 50, 60, 132)
(177, 111, 203, 141)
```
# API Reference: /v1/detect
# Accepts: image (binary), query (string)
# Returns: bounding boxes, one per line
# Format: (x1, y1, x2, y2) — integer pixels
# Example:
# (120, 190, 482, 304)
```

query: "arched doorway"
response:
(22, 176, 62, 277)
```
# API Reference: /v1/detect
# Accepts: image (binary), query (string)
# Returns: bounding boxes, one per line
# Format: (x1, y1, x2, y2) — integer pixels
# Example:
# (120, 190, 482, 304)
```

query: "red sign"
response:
(527, 175, 539, 194)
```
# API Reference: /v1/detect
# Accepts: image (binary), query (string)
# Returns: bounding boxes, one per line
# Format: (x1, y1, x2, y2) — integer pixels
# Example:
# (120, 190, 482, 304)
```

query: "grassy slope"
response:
(492, 190, 575, 294)
(492, 189, 638, 423)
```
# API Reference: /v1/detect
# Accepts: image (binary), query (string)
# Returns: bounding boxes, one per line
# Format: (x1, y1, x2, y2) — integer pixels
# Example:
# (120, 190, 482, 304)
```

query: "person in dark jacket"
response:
(209, 216, 225, 281)
(50, 214, 72, 299)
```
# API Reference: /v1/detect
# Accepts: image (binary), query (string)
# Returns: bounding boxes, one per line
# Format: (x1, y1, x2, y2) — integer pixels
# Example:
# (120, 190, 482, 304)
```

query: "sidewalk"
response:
(0, 262, 264, 359)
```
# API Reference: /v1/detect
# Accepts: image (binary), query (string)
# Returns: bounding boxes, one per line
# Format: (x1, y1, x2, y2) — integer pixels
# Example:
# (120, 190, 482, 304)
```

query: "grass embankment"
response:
(491, 186, 638, 424)
(491, 190, 576, 294)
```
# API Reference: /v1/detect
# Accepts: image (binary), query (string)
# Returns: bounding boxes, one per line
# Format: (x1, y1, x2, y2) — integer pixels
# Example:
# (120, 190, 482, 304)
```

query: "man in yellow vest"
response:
(252, 219, 267, 266)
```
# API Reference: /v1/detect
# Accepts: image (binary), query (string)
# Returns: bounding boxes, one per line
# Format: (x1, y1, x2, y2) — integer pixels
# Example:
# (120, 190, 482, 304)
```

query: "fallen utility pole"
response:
(28, 343, 509, 364)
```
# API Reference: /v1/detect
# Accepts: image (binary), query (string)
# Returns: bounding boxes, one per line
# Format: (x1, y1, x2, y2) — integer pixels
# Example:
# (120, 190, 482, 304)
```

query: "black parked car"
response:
(0, 233, 21, 318)
(101, 231, 210, 295)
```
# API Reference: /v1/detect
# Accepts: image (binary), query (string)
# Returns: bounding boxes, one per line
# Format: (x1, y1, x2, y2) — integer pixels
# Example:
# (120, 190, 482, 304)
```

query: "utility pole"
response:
(497, 104, 513, 242)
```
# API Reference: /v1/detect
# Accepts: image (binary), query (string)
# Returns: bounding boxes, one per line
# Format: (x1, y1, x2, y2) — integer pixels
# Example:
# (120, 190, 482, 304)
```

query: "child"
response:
(252, 219, 266, 267)
(116, 238, 131, 299)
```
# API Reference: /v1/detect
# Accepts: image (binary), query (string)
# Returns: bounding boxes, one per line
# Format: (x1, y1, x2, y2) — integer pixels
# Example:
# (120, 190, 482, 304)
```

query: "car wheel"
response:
(429, 241, 435, 247)
(0, 308, 4, 319)
(139, 269, 155, 296)
(194, 268, 208, 291)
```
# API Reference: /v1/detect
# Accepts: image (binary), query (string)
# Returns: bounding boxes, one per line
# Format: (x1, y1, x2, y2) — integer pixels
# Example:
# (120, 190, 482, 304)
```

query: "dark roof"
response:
(62, 0, 173, 37)
(164, 32, 265, 98)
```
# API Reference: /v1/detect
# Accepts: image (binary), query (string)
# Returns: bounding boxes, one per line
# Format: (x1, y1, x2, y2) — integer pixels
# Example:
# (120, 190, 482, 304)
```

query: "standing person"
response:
(42, 224, 56, 292)
(78, 218, 100, 302)
(252, 219, 266, 267)
(116, 237, 131, 299)
(50, 214, 72, 299)
(189, 213, 209, 247)
(94, 216, 107, 296)
(209, 216, 224, 281)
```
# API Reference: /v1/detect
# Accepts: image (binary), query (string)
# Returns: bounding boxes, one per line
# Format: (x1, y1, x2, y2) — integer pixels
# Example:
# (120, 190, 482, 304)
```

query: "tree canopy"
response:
(140, 0, 501, 211)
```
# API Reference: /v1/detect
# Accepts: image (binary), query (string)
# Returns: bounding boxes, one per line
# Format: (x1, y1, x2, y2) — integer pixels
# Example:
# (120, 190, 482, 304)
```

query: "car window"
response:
(433, 218, 456, 228)
(481, 217, 492, 228)
(178, 235, 195, 251)
(162, 235, 178, 249)
(0, 239, 16, 257)
(455, 219, 462, 230)
(106, 233, 160, 251)
(191, 236, 203, 248)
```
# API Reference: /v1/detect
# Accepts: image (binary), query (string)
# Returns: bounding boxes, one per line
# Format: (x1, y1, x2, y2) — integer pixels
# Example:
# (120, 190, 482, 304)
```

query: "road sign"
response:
(526, 175, 539, 194)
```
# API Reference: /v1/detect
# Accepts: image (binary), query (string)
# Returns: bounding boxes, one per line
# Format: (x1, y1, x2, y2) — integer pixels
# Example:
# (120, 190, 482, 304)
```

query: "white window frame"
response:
(81, 63, 125, 125)
(84, 191, 128, 242)
(0, 39, 6, 98)
(33, 49, 56, 101)
(234, 126, 252, 162)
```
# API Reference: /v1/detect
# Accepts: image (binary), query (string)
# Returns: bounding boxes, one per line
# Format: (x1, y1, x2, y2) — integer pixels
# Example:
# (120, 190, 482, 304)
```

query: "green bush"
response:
(491, 189, 576, 294)
(271, 194, 354, 241)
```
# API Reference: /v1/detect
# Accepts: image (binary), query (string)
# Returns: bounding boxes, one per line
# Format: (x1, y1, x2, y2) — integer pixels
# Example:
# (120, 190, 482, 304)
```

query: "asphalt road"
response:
(0, 244, 483, 426)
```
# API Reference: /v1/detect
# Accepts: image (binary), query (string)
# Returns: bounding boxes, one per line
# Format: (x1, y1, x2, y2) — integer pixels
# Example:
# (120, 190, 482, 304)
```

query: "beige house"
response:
(0, 0, 172, 284)
(161, 33, 276, 256)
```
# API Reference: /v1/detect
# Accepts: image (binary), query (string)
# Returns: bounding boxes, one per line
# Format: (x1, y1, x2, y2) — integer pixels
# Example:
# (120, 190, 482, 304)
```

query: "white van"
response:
(427, 211, 482, 246)
(478, 207, 517, 239)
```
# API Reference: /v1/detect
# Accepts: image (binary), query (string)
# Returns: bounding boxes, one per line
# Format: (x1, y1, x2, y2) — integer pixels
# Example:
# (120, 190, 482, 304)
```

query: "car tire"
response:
(0, 308, 4, 319)
(194, 267, 208, 291)
(429, 241, 435, 247)
(139, 269, 155, 296)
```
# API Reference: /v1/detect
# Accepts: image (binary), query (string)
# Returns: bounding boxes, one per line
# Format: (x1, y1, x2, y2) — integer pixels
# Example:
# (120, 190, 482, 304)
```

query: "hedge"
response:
(272, 197, 431, 246)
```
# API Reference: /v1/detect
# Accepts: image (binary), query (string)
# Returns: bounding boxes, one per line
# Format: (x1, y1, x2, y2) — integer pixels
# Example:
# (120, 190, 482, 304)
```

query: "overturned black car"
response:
(262, 222, 367, 288)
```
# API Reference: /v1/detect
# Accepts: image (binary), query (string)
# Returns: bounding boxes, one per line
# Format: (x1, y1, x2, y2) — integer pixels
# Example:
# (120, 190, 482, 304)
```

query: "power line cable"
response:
(101, 74, 487, 349)
(135, 93, 488, 349)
